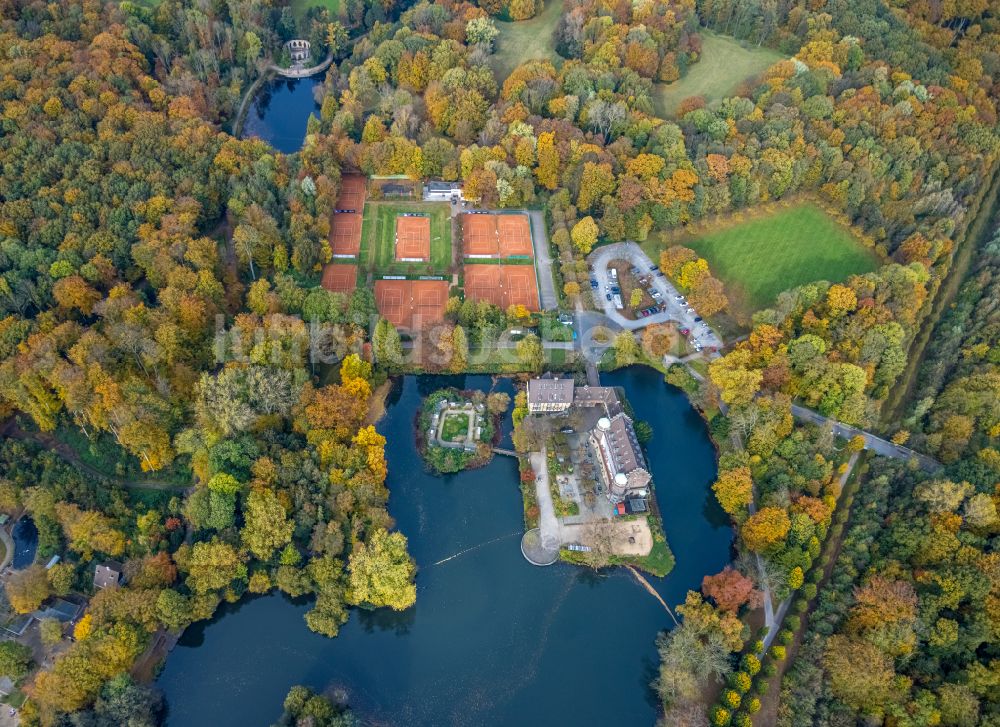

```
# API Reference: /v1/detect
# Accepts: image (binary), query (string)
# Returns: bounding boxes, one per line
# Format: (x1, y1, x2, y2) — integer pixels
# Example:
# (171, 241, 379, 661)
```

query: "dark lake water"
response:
(11, 516, 37, 569)
(241, 77, 322, 154)
(156, 368, 732, 726)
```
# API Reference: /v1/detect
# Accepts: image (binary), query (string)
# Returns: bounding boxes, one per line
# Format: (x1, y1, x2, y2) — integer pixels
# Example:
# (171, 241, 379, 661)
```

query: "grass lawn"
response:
(657, 203, 879, 315)
(655, 30, 785, 117)
(291, 0, 340, 24)
(360, 201, 452, 276)
(491, 0, 564, 81)
(440, 412, 471, 442)
(618, 528, 675, 577)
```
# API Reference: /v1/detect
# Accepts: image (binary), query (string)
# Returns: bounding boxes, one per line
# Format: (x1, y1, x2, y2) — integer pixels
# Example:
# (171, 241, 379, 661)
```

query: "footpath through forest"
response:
(1, 420, 190, 493)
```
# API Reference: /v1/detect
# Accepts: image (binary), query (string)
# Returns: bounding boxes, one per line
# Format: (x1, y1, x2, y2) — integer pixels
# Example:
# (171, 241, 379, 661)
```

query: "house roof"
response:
(94, 562, 122, 588)
(593, 413, 649, 485)
(426, 181, 461, 191)
(34, 598, 82, 623)
(527, 377, 575, 406)
(625, 497, 648, 514)
(574, 385, 621, 414)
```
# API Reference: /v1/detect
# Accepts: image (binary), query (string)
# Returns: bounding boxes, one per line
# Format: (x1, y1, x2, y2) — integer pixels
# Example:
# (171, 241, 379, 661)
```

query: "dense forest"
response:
(773, 217, 1000, 727)
(0, 0, 996, 723)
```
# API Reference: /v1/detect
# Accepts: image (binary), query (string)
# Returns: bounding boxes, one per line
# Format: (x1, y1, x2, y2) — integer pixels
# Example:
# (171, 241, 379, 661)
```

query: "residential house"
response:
(94, 562, 123, 589)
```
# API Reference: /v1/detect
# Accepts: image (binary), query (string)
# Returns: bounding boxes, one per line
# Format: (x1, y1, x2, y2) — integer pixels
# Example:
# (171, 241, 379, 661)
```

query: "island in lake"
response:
(516, 375, 673, 576)
(417, 387, 511, 473)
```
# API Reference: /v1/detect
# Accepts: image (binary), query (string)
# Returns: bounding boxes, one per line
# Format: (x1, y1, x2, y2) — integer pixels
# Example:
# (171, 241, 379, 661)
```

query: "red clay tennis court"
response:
(321, 263, 357, 295)
(463, 264, 540, 311)
(395, 215, 430, 261)
(502, 265, 540, 310)
(329, 174, 367, 256)
(496, 214, 533, 256)
(462, 213, 499, 256)
(374, 279, 449, 329)
(337, 174, 366, 210)
(330, 214, 361, 256)
(463, 264, 504, 307)
(461, 213, 533, 258)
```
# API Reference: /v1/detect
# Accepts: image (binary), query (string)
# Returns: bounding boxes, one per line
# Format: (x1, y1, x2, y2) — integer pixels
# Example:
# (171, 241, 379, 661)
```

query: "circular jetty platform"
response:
(520, 528, 559, 566)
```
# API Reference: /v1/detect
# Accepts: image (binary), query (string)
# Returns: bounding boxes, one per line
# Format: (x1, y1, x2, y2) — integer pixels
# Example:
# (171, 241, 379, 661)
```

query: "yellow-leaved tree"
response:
(346, 528, 416, 611)
(712, 467, 754, 516)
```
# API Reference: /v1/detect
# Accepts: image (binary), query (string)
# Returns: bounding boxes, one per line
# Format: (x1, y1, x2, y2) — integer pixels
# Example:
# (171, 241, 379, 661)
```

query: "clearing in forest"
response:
(290, 0, 340, 24)
(654, 30, 785, 117)
(491, 0, 564, 81)
(657, 203, 879, 315)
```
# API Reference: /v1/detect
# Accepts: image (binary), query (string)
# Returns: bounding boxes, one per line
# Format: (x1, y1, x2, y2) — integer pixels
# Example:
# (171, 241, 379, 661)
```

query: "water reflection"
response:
(241, 77, 323, 154)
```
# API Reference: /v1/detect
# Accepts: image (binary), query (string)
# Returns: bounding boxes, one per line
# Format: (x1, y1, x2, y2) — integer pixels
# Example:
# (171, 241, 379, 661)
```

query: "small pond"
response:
(157, 368, 732, 726)
(11, 516, 37, 569)
(241, 77, 323, 154)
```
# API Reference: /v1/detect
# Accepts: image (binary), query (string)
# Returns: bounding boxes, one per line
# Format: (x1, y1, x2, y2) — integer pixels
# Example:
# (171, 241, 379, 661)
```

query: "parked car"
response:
(656, 271, 665, 277)
(649, 264, 659, 272)
(674, 294, 684, 300)
(679, 327, 690, 336)
(605, 293, 612, 301)
(590, 279, 599, 288)
(694, 316, 703, 322)
(650, 290, 662, 299)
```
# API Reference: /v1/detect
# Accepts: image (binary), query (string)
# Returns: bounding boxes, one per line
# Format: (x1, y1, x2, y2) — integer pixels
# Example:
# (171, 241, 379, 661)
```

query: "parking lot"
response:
(587, 242, 724, 352)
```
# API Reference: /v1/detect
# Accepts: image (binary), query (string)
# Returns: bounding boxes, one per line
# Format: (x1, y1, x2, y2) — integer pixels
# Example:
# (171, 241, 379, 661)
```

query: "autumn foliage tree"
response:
(702, 566, 762, 613)
(346, 528, 416, 611)
(6, 565, 52, 614)
(741, 507, 791, 552)
(712, 467, 754, 516)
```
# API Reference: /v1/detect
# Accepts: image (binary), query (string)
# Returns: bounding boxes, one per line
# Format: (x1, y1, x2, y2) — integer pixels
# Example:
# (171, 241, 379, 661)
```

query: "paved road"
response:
(790, 405, 942, 472)
(587, 242, 724, 351)
(527, 210, 558, 310)
(530, 448, 561, 549)
(0, 527, 12, 571)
